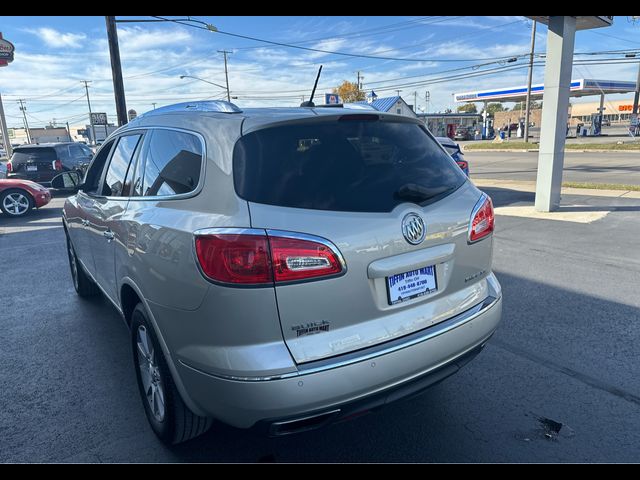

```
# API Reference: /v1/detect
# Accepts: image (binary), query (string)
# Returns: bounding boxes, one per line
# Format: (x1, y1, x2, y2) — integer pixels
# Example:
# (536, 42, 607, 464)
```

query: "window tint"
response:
(234, 119, 467, 213)
(141, 130, 202, 197)
(10, 147, 56, 164)
(102, 135, 142, 197)
(83, 141, 115, 194)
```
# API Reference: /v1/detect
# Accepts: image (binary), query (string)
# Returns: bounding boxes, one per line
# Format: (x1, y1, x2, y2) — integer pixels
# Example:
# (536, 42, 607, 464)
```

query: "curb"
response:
(462, 148, 640, 154)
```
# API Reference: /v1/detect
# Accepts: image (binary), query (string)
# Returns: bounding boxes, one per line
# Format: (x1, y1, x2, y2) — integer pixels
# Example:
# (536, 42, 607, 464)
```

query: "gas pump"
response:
(482, 110, 494, 139)
(516, 117, 525, 138)
(589, 113, 602, 136)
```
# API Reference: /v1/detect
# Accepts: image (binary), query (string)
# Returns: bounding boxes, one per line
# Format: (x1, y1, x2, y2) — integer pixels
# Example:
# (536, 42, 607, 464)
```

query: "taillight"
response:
(6, 162, 11, 172)
(53, 160, 63, 171)
(270, 236, 343, 282)
(468, 195, 494, 243)
(456, 160, 468, 170)
(195, 233, 272, 284)
(194, 229, 344, 285)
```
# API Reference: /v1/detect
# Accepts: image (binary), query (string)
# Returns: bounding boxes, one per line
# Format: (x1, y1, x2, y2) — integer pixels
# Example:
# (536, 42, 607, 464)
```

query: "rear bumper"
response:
(175, 294, 502, 429)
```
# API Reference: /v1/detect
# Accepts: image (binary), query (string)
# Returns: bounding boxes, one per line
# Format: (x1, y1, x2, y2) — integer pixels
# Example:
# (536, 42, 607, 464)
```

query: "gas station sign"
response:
(0, 32, 15, 67)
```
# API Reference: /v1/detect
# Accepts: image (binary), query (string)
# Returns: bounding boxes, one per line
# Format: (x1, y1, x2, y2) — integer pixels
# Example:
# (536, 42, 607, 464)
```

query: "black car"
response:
(6, 143, 94, 186)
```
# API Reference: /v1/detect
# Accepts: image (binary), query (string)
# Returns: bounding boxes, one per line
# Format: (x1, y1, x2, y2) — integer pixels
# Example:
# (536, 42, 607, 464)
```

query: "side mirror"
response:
(51, 171, 83, 192)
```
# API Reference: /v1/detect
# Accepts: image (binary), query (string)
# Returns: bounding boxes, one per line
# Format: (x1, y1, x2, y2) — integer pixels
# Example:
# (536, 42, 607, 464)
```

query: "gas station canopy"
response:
(454, 79, 638, 104)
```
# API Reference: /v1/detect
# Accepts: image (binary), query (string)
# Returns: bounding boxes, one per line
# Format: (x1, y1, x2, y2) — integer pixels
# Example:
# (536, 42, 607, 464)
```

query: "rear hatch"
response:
(9, 147, 57, 183)
(234, 114, 493, 364)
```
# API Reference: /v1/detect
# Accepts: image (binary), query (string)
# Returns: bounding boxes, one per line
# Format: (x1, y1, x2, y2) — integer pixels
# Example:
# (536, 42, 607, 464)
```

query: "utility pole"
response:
(356, 71, 364, 90)
(0, 92, 13, 157)
(524, 20, 537, 143)
(425, 91, 430, 114)
(414, 91, 418, 113)
(152, 102, 157, 110)
(66, 121, 72, 142)
(218, 50, 232, 102)
(18, 99, 31, 144)
(82, 80, 97, 145)
(106, 16, 128, 126)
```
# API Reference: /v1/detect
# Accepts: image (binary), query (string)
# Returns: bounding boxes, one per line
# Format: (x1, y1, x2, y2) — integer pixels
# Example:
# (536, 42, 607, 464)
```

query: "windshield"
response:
(234, 118, 466, 213)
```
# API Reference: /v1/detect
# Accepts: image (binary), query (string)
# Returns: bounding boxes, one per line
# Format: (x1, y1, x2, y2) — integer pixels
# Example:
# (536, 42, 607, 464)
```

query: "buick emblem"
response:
(402, 213, 426, 245)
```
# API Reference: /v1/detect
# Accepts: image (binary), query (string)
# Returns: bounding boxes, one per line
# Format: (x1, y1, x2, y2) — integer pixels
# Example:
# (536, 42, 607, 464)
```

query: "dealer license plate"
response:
(386, 265, 437, 305)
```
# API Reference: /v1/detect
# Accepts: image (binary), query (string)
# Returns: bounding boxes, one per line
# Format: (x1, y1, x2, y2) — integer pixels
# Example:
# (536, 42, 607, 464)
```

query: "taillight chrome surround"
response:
(193, 228, 347, 287)
(467, 193, 495, 244)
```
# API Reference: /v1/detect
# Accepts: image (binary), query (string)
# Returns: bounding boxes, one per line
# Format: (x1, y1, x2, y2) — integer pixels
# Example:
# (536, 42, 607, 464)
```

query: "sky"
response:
(0, 15, 639, 129)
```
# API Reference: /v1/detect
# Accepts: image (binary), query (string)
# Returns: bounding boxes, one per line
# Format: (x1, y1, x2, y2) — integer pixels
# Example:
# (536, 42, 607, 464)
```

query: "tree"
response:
(484, 103, 505, 115)
(332, 81, 365, 103)
(456, 103, 477, 113)
(512, 100, 541, 111)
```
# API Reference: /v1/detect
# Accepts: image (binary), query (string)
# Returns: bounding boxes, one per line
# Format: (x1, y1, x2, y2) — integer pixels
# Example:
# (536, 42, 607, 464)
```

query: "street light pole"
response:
(524, 20, 537, 143)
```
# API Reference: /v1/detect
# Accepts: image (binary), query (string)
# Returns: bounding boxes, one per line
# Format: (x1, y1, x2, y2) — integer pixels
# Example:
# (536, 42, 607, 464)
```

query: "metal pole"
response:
(0, 93, 12, 157)
(66, 122, 72, 142)
(633, 62, 640, 115)
(218, 50, 231, 102)
(83, 81, 97, 145)
(524, 20, 537, 143)
(414, 91, 418, 113)
(18, 99, 31, 144)
(105, 16, 128, 126)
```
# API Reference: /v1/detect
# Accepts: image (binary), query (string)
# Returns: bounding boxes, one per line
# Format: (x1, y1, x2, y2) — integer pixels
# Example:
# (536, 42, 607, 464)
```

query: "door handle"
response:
(81, 219, 90, 227)
(103, 230, 115, 241)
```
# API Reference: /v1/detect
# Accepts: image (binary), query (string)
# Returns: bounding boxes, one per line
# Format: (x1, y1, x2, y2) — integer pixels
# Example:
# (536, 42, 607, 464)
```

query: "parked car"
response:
(6, 142, 93, 186)
(0, 161, 6, 179)
(437, 136, 469, 176)
(453, 127, 472, 141)
(57, 101, 502, 445)
(0, 178, 51, 217)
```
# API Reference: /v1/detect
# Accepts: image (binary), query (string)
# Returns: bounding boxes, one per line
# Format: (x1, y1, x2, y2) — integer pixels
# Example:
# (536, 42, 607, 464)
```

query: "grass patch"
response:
(464, 141, 640, 151)
(562, 182, 640, 191)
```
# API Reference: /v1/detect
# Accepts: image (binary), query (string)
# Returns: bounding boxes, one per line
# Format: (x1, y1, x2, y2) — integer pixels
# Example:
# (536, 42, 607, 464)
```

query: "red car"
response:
(0, 179, 51, 217)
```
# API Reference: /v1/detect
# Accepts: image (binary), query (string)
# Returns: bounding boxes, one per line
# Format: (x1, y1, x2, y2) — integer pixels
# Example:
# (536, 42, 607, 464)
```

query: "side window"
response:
(83, 140, 115, 195)
(141, 130, 203, 197)
(102, 135, 142, 197)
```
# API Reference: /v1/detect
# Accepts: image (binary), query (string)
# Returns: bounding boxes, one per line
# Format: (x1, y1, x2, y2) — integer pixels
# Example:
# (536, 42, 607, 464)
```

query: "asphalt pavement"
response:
(1, 187, 639, 463)
(467, 150, 640, 186)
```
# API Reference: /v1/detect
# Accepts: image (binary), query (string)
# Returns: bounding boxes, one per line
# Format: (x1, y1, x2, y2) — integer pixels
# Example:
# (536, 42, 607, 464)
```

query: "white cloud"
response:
(27, 28, 87, 48)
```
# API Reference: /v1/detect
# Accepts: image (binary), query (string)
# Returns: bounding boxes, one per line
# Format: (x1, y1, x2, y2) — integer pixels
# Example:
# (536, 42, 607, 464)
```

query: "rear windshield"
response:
(233, 118, 467, 212)
(11, 147, 56, 164)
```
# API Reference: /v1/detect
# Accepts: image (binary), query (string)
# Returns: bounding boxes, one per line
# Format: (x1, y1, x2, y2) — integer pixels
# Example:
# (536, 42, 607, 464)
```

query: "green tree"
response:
(456, 103, 477, 113)
(512, 100, 541, 111)
(332, 81, 365, 103)
(484, 103, 505, 115)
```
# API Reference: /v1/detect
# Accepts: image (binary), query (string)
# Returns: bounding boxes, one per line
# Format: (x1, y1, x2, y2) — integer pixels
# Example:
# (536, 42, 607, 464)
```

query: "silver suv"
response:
(57, 101, 502, 444)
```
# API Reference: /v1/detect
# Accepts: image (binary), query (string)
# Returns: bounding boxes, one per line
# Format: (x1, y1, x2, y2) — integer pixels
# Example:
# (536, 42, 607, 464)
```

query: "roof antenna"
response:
(300, 65, 323, 107)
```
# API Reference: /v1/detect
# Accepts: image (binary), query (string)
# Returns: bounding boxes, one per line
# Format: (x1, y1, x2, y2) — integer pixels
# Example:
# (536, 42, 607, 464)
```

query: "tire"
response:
(65, 233, 98, 297)
(0, 188, 34, 217)
(131, 303, 213, 445)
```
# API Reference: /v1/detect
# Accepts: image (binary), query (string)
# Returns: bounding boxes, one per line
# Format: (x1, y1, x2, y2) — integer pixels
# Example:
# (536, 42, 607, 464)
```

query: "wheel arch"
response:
(119, 277, 208, 418)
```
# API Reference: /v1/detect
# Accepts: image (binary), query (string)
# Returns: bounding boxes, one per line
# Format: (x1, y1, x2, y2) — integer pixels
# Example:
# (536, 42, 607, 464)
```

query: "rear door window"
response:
(102, 135, 142, 197)
(140, 129, 203, 197)
(233, 118, 466, 213)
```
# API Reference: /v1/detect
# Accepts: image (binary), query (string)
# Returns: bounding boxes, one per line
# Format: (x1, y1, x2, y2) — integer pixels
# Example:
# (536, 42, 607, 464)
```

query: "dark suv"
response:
(6, 142, 94, 186)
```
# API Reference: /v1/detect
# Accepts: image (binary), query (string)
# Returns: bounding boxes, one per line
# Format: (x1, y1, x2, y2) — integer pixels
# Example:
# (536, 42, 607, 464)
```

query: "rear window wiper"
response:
(395, 183, 455, 203)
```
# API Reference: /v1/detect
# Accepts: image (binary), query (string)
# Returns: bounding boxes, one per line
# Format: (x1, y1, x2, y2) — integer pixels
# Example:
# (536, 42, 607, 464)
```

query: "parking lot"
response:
(2, 179, 639, 463)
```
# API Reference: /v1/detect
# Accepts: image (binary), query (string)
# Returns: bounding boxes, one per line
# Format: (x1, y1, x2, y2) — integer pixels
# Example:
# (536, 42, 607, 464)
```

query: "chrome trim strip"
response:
(179, 294, 500, 382)
(193, 227, 266, 237)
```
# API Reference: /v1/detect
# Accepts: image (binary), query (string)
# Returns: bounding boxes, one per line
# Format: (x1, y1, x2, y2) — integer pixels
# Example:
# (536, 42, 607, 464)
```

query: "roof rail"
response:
(140, 100, 242, 117)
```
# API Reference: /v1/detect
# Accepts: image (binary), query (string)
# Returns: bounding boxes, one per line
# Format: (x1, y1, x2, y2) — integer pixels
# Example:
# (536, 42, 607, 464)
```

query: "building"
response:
(356, 92, 417, 117)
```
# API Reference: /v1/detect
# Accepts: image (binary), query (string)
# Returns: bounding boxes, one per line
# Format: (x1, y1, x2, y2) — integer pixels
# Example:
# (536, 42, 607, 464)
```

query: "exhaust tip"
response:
(269, 409, 341, 437)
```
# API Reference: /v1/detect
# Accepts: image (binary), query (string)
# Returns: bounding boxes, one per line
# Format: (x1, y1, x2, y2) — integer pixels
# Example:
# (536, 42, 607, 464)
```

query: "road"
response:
(467, 151, 640, 186)
(1, 191, 640, 463)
